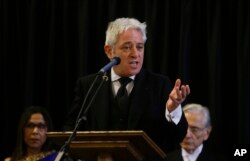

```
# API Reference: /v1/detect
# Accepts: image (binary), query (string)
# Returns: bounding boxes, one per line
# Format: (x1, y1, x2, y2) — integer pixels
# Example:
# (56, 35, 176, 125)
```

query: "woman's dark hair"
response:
(10, 106, 54, 161)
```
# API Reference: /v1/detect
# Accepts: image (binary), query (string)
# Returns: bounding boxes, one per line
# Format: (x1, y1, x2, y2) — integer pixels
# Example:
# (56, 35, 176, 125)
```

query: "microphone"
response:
(55, 57, 121, 161)
(98, 57, 121, 74)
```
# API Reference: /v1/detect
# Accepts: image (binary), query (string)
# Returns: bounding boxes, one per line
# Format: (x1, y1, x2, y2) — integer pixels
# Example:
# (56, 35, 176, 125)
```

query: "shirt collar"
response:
(111, 67, 135, 82)
(182, 144, 203, 161)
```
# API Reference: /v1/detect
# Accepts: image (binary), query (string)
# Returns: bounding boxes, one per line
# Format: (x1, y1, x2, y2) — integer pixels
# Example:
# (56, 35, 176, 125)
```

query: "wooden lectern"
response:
(47, 131, 166, 161)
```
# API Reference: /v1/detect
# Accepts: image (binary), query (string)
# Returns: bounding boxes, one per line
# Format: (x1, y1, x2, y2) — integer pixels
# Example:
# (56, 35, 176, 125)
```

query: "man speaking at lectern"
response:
(63, 17, 190, 153)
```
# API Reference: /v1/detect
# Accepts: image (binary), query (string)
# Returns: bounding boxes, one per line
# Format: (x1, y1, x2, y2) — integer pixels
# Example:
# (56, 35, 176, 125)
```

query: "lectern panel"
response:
(47, 131, 166, 161)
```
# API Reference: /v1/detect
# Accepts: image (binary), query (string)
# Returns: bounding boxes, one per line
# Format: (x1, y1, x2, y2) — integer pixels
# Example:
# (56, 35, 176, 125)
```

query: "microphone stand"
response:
(54, 73, 109, 161)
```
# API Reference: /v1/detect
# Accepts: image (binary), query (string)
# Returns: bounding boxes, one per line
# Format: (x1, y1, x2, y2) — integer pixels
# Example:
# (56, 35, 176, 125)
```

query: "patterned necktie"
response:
(116, 77, 132, 118)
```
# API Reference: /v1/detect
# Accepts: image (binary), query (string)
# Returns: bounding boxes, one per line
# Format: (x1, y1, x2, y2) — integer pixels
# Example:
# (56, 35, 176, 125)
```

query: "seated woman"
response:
(4, 106, 57, 161)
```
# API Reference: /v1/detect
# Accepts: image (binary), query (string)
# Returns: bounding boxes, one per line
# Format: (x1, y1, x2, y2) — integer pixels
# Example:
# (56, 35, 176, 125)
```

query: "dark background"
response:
(1, 0, 250, 160)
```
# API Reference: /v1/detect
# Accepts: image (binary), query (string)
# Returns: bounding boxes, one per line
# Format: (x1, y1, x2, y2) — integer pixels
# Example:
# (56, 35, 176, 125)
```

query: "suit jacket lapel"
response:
(128, 70, 151, 129)
(90, 74, 112, 129)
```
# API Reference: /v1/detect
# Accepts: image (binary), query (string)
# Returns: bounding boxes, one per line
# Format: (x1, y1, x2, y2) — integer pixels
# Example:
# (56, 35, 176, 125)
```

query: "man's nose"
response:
(130, 46, 139, 57)
(186, 127, 193, 136)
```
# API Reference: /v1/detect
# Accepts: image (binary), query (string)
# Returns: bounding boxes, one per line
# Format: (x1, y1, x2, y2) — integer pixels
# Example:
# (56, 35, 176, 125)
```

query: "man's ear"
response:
(104, 45, 113, 59)
(204, 126, 212, 141)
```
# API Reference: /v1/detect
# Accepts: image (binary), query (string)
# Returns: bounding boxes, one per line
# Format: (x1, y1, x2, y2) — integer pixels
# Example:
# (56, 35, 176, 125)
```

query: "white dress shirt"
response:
(182, 144, 203, 161)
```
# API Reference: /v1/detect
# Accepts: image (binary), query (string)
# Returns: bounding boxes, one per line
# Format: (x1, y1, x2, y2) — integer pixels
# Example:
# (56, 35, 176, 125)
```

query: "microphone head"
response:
(98, 57, 121, 74)
(112, 57, 121, 65)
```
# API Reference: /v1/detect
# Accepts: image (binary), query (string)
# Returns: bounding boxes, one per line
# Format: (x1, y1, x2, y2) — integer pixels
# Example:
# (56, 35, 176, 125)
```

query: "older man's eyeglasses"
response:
(188, 126, 206, 135)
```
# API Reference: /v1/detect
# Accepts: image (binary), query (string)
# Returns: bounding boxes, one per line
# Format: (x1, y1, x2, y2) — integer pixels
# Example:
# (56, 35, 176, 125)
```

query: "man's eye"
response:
(191, 128, 199, 132)
(137, 46, 144, 51)
(122, 46, 131, 50)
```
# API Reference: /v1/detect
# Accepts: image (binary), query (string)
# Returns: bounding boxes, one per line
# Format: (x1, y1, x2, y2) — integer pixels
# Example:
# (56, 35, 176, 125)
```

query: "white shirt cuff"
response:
(165, 105, 182, 124)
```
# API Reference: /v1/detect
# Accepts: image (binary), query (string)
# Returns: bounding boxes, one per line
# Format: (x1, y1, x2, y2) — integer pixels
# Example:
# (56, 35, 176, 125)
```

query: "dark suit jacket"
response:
(63, 69, 188, 152)
(165, 145, 228, 161)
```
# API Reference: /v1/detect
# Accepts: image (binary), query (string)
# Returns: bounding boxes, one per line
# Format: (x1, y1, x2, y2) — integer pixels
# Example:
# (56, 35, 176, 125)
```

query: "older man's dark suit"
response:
(63, 69, 188, 152)
(165, 145, 228, 161)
